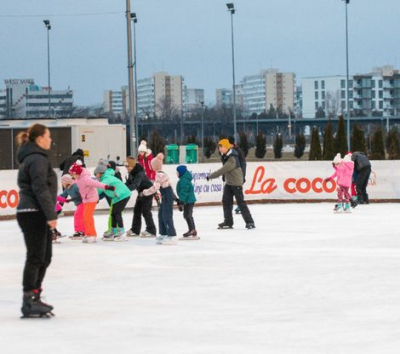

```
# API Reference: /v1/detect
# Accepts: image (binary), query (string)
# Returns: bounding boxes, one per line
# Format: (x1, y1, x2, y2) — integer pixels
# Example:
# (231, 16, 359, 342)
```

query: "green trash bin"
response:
(166, 144, 179, 164)
(186, 144, 198, 164)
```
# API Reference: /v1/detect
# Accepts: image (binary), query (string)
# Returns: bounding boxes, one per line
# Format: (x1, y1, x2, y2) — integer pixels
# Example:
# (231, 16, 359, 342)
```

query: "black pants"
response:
(183, 203, 196, 231)
(111, 197, 130, 228)
(131, 194, 156, 235)
(17, 211, 52, 292)
(223, 185, 254, 226)
(356, 166, 371, 203)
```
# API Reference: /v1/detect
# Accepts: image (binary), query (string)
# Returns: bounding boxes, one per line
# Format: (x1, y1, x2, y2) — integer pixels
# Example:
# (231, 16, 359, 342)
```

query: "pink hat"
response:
(151, 153, 164, 172)
(61, 174, 74, 185)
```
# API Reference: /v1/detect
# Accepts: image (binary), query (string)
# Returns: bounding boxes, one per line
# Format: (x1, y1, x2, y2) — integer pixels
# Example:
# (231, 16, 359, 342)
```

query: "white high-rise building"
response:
(184, 88, 204, 113)
(0, 78, 73, 119)
(103, 87, 128, 119)
(136, 72, 184, 118)
(241, 69, 296, 116)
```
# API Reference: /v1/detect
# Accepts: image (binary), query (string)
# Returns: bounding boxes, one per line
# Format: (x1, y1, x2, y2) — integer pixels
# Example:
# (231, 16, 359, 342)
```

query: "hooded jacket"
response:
(351, 152, 371, 171)
(329, 161, 354, 188)
(17, 142, 58, 221)
(74, 168, 107, 203)
(99, 168, 131, 204)
(125, 163, 153, 193)
(209, 149, 244, 186)
(176, 170, 196, 204)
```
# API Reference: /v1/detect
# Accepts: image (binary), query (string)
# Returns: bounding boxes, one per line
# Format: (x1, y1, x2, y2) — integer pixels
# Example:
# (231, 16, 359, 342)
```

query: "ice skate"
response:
(140, 230, 156, 238)
(180, 230, 200, 240)
(69, 231, 84, 240)
(83, 236, 97, 243)
(155, 235, 166, 244)
(126, 229, 140, 237)
(103, 229, 114, 237)
(21, 291, 54, 319)
(343, 203, 352, 213)
(161, 236, 178, 245)
(246, 223, 256, 230)
(334, 203, 343, 213)
(350, 196, 358, 208)
(114, 234, 128, 242)
(218, 222, 233, 229)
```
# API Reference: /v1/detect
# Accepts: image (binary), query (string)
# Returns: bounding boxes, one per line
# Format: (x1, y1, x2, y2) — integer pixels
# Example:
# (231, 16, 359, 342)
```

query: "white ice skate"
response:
(161, 236, 178, 245)
(140, 230, 156, 238)
(126, 229, 140, 237)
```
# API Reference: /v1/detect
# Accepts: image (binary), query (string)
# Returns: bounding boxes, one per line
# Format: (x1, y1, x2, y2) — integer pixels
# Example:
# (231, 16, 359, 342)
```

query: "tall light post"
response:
(200, 101, 205, 162)
(131, 12, 139, 143)
(126, 0, 137, 157)
(43, 20, 51, 118)
(343, 0, 351, 149)
(226, 3, 237, 140)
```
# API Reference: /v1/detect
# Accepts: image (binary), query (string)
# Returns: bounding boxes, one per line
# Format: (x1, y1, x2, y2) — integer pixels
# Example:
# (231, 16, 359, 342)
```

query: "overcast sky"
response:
(1, 0, 399, 106)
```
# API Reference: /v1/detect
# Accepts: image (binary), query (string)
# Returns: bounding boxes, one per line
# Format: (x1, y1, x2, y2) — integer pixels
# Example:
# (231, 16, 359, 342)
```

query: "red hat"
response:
(69, 162, 83, 175)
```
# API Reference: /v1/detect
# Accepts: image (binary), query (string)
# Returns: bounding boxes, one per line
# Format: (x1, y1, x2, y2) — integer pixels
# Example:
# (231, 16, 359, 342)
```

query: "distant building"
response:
(240, 69, 296, 116)
(0, 78, 73, 119)
(301, 65, 400, 118)
(216, 88, 232, 107)
(136, 72, 184, 118)
(103, 86, 128, 120)
(184, 88, 204, 114)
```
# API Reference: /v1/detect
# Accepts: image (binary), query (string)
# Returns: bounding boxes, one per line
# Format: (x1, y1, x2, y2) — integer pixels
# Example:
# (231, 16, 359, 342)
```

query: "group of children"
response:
(56, 140, 198, 245)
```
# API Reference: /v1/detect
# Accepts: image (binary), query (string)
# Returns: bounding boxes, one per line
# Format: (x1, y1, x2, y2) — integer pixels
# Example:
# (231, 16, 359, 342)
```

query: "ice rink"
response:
(1, 203, 400, 354)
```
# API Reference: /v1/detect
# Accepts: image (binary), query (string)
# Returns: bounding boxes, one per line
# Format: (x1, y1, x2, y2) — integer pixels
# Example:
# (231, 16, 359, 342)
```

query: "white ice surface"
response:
(1, 203, 400, 354)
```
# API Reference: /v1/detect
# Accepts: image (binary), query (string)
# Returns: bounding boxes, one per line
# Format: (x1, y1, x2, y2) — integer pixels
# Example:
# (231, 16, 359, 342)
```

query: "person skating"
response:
(95, 164, 131, 242)
(142, 153, 178, 245)
(16, 124, 57, 318)
(124, 157, 157, 238)
(351, 151, 372, 204)
(137, 140, 155, 180)
(59, 148, 85, 176)
(176, 165, 199, 240)
(69, 162, 115, 243)
(227, 136, 247, 214)
(207, 139, 255, 230)
(325, 153, 354, 213)
(58, 174, 85, 239)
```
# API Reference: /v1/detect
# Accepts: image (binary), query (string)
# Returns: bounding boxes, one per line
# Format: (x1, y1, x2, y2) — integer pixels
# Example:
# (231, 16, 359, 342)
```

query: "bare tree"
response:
(325, 90, 340, 118)
(155, 96, 179, 119)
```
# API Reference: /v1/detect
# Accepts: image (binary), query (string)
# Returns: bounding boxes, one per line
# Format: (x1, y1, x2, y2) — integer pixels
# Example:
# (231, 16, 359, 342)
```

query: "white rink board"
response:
(1, 160, 399, 216)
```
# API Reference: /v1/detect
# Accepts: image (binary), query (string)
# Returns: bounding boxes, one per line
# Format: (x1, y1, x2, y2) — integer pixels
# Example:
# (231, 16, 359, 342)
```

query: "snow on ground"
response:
(1, 203, 400, 354)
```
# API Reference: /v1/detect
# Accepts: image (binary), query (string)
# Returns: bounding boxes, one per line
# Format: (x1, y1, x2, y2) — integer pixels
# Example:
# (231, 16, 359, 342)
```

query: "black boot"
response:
(36, 288, 54, 311)
(21, 290, 53, 318)
(218, 222, 233, 229)
(183, 230, 197, 237)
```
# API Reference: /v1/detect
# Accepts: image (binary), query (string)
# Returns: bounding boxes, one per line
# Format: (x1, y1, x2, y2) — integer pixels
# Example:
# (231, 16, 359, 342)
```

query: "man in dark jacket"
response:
(59, 149, 85, 176)
(351, 151, 372, 204)
(124, 157, 157, 237)
(208, 139, 255, 230)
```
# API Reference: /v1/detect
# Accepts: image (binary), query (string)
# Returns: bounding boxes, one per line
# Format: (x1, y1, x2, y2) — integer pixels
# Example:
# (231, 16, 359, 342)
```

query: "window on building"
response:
(341, 80, 345, 89)
(379, 80, 383, 88)
(314, 81, 318, 90)
(322, 91, 325, 100)
(315, 102, 319, 110)
(315, 92, 319, 100)
(341, 101, 346, 109)
(341, 91, 346, 99)
(379, 91, 383, 99)
(379, 101, 383, 109)
(321, 81, 325, 90)
(372, 90, 375, 98)
(372, 101, 376, 109)
(349, 91, 353, 99)
(349, 101, 353, 109)
(349, 80, 353, 88)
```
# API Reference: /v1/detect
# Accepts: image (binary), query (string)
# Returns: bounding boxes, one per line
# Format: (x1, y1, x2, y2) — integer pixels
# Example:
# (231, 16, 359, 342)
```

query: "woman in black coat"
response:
(16, 124, 58, 318)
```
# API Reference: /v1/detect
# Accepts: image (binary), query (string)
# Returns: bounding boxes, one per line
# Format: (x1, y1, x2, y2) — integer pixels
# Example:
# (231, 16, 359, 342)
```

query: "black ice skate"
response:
(179, 230, 200, 240)
(21, 290, 54, 319)
(218, 222, 233, 229)
(246, 223, 256, 230)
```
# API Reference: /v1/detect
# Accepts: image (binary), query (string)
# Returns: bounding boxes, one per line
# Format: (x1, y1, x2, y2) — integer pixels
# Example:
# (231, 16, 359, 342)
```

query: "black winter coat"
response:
(17, 142, 58, 221)
(125, 163, 153, 193)
(352, 152, 371, 171)
(59, 153, 85, 175)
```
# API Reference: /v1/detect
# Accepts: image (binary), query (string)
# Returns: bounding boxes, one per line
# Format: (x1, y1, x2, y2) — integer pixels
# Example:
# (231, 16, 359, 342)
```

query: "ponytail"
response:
(16, 124, 48, 148)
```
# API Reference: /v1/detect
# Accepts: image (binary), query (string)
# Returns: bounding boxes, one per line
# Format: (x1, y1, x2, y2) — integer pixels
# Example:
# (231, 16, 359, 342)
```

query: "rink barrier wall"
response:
(1, 160, 399, 219)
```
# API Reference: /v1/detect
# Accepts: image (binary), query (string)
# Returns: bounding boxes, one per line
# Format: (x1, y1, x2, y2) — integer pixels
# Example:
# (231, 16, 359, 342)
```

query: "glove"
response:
(178, 204, 183, 212)
(206, 176, 210, 181)
(105, 185, 115, 191)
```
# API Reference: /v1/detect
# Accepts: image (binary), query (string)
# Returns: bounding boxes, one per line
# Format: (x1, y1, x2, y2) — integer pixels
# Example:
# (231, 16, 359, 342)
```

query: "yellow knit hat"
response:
(218, 139, 231, 149)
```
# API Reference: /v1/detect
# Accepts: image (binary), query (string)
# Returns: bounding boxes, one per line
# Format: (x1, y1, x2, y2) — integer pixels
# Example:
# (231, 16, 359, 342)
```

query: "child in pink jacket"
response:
(69, 162, 115, 243)
(326, 153, 354, 212)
